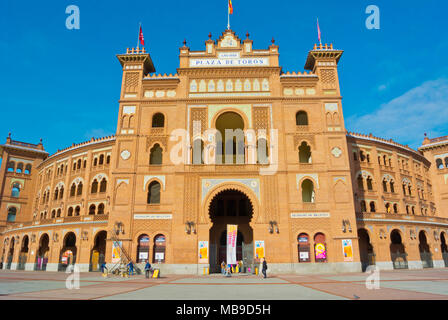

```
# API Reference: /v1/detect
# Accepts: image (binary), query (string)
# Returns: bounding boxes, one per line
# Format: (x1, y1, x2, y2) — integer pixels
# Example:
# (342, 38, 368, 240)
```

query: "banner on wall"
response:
(112, 241, 122, 263)
(342, 239, 353, 261)
(314, 243, 326, 261)
(227, 225, 237, 265)
(255, 240, 265, 260)
(198, 241, 209, 264)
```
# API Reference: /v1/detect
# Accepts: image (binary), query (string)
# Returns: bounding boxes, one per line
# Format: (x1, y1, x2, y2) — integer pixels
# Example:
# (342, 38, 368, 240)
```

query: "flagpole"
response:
(227, 2, 230, 30)
(137, 22, 141, 50)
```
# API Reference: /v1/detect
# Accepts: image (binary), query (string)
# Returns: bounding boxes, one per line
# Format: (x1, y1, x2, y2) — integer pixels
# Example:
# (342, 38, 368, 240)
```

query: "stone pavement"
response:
(0, 268, 447, 300)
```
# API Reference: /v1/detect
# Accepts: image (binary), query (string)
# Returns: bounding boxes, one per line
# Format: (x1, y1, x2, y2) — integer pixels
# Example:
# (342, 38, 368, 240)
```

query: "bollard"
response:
(255, 267, 258, 275)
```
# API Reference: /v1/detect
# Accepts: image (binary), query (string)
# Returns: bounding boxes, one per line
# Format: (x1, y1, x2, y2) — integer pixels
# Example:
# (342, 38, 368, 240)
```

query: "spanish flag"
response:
(229, 0, 233, 14)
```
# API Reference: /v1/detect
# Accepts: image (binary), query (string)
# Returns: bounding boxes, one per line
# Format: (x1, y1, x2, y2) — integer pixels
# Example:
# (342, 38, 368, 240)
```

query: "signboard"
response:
(61, 250, 73, 264)
(155, 252, 164, 261)
(133, 214, 172, 220)
(291, 212, 330, 219)
(299, 251, 309, 261)
(227, 225, 238, 265)
(342, 239, 353, 262)
(255, 240, 265, 260)
(190, 57, 269, 68)
(112, 241, 122, 263)
(139, 252, 148, 260)
(198, 241, 209, 264)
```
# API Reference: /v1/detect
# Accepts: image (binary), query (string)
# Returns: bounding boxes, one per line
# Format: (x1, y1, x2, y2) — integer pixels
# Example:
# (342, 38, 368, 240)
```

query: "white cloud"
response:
(346, 79, 448, 149)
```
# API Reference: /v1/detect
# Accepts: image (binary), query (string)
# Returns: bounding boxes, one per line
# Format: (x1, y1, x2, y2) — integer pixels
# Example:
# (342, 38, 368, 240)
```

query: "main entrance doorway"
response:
(208, 189, 254, 273)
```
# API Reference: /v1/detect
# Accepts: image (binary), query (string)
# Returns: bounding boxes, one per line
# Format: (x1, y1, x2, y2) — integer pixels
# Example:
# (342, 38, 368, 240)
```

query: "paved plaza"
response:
(0, 268, 447, 300)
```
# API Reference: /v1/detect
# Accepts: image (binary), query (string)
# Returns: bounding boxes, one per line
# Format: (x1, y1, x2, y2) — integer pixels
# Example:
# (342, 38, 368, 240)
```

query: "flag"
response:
(228, 0, 233, 15)
(317, 18, 321, 43)
(139, 25, 145, 46)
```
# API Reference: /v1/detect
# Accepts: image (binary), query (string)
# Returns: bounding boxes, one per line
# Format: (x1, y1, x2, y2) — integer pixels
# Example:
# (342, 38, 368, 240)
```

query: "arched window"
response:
(408, 185, 412, 196)
(357, 176, 364, 190)
(16, 163, 23, 173)
(296, 111, 308, 126)
(353, 152, 358, 161)
(153, 234, 166, 263)
(68, 207, 74, 217)
(99, 155, 104, 165)
(314, 233, 327, 262)
(406, 205, 409, 215)
(382, 180, 388, 192)
(152, 113, 165, 128)
(97, 203, 105, 215)
(360, 200, 367, 212)
(7, 162, 15, 172)
(370, 202, 376, 213)
(91, 180, 98, 194)
(89, 204, 96, 215)
(215, 111, 245, 164)
(24, 164, 32, 175)
(59, 186, 64, 199)
(149, 144, 163, 165)
(93, 158, 98, 166)
(366, 154, 371, 163)
(100, 178, 107, 193)
(385, 203, 391, 214)
(360, 151, 366, 162)
(137, 234, 150, 263)
(106, 155, 110, 164)
(390, 181, 395, 193)
(147, 181, 161, 204)
(77, 182, 83, 196)
(75, 206, 80, 216)
(83, 160, 87, 168)
(51, 210, 56, 218)
(7, 207, 17, 222)
(301, 179, 315, 203)
(77, 159, 81, 170)
(70, 184, 76, 197)
(402, 183, 407, 195)
(73, 162, 77, 171)
(298, 142, 311, 163)
(445, 157, 448, 168)
(11, 183, 20, 198)
(297, 233, 311, 262)
(366, 177, 373, 191)
(393, 204, 398, 214)
(412, 206, 415, 215)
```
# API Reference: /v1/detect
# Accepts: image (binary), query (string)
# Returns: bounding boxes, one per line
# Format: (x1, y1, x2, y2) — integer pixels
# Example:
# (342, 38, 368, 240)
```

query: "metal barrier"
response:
(391, 252, 408, 269)
(420, 251, 434, 268)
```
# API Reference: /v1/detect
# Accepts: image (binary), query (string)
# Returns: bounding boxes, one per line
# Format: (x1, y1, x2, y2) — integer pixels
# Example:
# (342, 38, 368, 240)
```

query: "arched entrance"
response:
(136, 234, 150, 263)
(390, 229, 408, 269)
(418, 231, 433, 268)
(153, 234, 166, 263)
(90, 231, 107, 271)
(6, 238, 15, 270)
(441, 232, 448, 267)
(59, 232, 77, 272)
(18, 236, 29, 270)
(36, 234, 49, 271)
(358, 228, 375, 271)
(208, 189, 254, 273)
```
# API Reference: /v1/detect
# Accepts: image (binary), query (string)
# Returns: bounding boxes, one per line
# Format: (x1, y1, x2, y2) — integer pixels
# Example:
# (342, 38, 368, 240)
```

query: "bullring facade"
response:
(0, 29, 447, 274)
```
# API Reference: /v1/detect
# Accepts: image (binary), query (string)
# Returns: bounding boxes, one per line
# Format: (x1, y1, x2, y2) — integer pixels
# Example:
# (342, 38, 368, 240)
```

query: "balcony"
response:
(356, 212, 448, 225)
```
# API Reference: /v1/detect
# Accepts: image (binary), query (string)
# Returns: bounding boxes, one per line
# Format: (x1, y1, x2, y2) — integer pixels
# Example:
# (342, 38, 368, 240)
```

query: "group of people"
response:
(100, 260, 153, 278)
(220, 258, 268, 278)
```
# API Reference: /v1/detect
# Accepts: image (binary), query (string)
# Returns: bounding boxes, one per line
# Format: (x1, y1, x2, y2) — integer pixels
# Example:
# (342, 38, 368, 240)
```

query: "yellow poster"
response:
(255, 240, 265, 259)
(198, 241, 208, 264)
(112, 241, 122, 263)
(342, 239, 353, 261)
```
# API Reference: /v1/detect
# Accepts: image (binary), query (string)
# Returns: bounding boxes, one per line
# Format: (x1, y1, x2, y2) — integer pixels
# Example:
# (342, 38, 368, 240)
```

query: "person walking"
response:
(220, 261, 226, 275)
(262, 258, 268, 279)
(100, 262, 107, 274)
(127, 261, 134, 276)
(144, 260, 152, 278)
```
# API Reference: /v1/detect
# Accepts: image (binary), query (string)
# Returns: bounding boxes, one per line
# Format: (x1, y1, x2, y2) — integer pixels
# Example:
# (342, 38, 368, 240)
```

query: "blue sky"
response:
(0, 0, 447, 154)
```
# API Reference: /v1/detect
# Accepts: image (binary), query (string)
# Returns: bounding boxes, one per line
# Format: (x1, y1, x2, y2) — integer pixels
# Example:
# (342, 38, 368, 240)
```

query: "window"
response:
(152, 113, 165, 128)
(153, 234, 166, 263)
(77, 182, 83, 196)
(100, 178, 107, 193)
(192, 139, 204, 165)
(149, 144, 163, 165)
(93, 158, 98, 166)
(97, 203, 105, 215)
(137, 234, 150, 263)
(297, 233, 311, 262)
(16, 163, 23, 173)
(70, 184, 76, 197)
(357, 176, 364, 190)
(54, 188, 59, 200)
(91, 180, 98, 194)
(360, 201, 367, 212)
(7, 207, 17, 222)
(51, 210, 56, 218)
(24, 164, 32, 175)
(295, 111, 308, 126)
(59, 187, 64, 199)
(390, 181, 395, 193)
(353, 152, 358, 161)
(366, 177, 373, 191)
(412, 206, 415, 215)
(370, 202, 376, 213)
(298, 142, 311, 163)
(257, 138, 269, 164)
(360, 151, 366, 162)
(406, 205, 409, 215)
(301, 179, 315, 203)
(385, 203, 391, 214)
(445, 157, 448, 168)
(11, 183, 20, 198)
(393, 204, 398, 214)
(68, 207, 74, 217)
(57, 209, 61, 217)
(382, 180, 388, 192)
(7, 162, 15, 172)
(106, 155, 110, 164)
(89, 204, 96, 215)
(314, 233, 327, 263)
(77, 159, 81, 170)
(99, 155, 104, 165)
(147, 181, 161, 204)
(75, 206, 81, 216)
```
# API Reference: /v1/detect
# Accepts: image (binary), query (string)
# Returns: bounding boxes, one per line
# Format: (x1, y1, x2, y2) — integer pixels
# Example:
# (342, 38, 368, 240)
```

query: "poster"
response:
(198, 241, 209, 264)
(299, 252, 309, 260)
(139, 252, 148, 260)
(342, 239, 353, 261)
(155, 252, 164, 261)
(227, 224, 237, 265)
(315, 243, 326, 260)
(112, 241, 122, 263)
(255, 240, 265, 260)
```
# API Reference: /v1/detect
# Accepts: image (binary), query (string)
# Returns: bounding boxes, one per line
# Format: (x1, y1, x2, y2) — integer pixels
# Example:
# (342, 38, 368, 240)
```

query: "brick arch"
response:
(211, 108, 249, 130)
(201, 182, 260, 226)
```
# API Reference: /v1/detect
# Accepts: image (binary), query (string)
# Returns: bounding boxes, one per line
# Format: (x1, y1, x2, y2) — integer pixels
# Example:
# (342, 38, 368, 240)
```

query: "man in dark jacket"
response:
(262, 258, 268, 279)
(145, 260, 152, 278)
